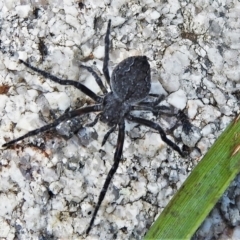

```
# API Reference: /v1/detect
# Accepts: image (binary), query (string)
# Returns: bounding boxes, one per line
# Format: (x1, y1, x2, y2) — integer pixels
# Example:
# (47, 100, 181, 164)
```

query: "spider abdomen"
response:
(110, 56, 151, 103)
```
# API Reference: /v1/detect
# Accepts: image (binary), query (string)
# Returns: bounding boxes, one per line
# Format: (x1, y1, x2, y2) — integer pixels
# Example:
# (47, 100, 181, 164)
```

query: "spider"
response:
(2, 20, 185, 234)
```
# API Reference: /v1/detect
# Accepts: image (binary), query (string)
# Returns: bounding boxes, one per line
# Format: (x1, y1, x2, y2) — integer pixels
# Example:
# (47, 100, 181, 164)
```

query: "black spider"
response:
(2, 20, 185, 234)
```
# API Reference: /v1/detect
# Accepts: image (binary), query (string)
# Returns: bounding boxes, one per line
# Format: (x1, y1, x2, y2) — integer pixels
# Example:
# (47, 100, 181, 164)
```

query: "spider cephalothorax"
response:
(2, 20, 185, 235)
(100, 92, 130, 126)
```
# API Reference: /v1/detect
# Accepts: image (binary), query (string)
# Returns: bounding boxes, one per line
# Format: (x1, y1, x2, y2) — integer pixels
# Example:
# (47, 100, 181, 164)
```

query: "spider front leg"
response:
(20, 60, 102, 103)
(102, 20, 111, 87)
(86, 121, 125, 235)
(128, 114, 185, 157)
(79, 64, 108, 94)
(2, 105, 101, 148)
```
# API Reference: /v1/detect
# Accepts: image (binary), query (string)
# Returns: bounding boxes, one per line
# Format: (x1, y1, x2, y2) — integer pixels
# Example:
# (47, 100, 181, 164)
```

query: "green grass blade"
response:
(144, 115, 240, 240)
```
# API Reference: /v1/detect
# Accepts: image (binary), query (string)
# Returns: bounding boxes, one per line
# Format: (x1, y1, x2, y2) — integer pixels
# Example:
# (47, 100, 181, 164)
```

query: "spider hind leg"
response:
(128, 114, 185, 157)
(2, 105, 101, 148)
(86, 121, 125, 235)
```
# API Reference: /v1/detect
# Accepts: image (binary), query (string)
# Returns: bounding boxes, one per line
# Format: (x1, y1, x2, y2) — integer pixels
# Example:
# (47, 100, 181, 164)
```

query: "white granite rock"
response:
(0, 1, 239, 240)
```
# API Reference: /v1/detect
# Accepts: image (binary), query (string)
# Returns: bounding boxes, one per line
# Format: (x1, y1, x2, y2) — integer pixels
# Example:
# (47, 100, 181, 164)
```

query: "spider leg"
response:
(19, 60, 102, 103)
(2, 105, 102, 148)
(131, 105, 173, 117)
(101, 125, 117, 146)
(127, 114, 185, 157)
(131, 105, 169, 111)
(131, 105, 153, 112)
(102, 20, 111, 87)
(149, 93, 160, 97)
(138, 94, 165, 107)
(86, 121, 125, 235)
(169, 111, 193, 135)
(80, 64, 108, 94)
(85, 113, 102, 127)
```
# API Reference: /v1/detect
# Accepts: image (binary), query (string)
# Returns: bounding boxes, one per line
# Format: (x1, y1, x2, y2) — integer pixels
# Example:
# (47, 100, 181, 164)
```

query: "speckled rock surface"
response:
(0, 0, 239, 239)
